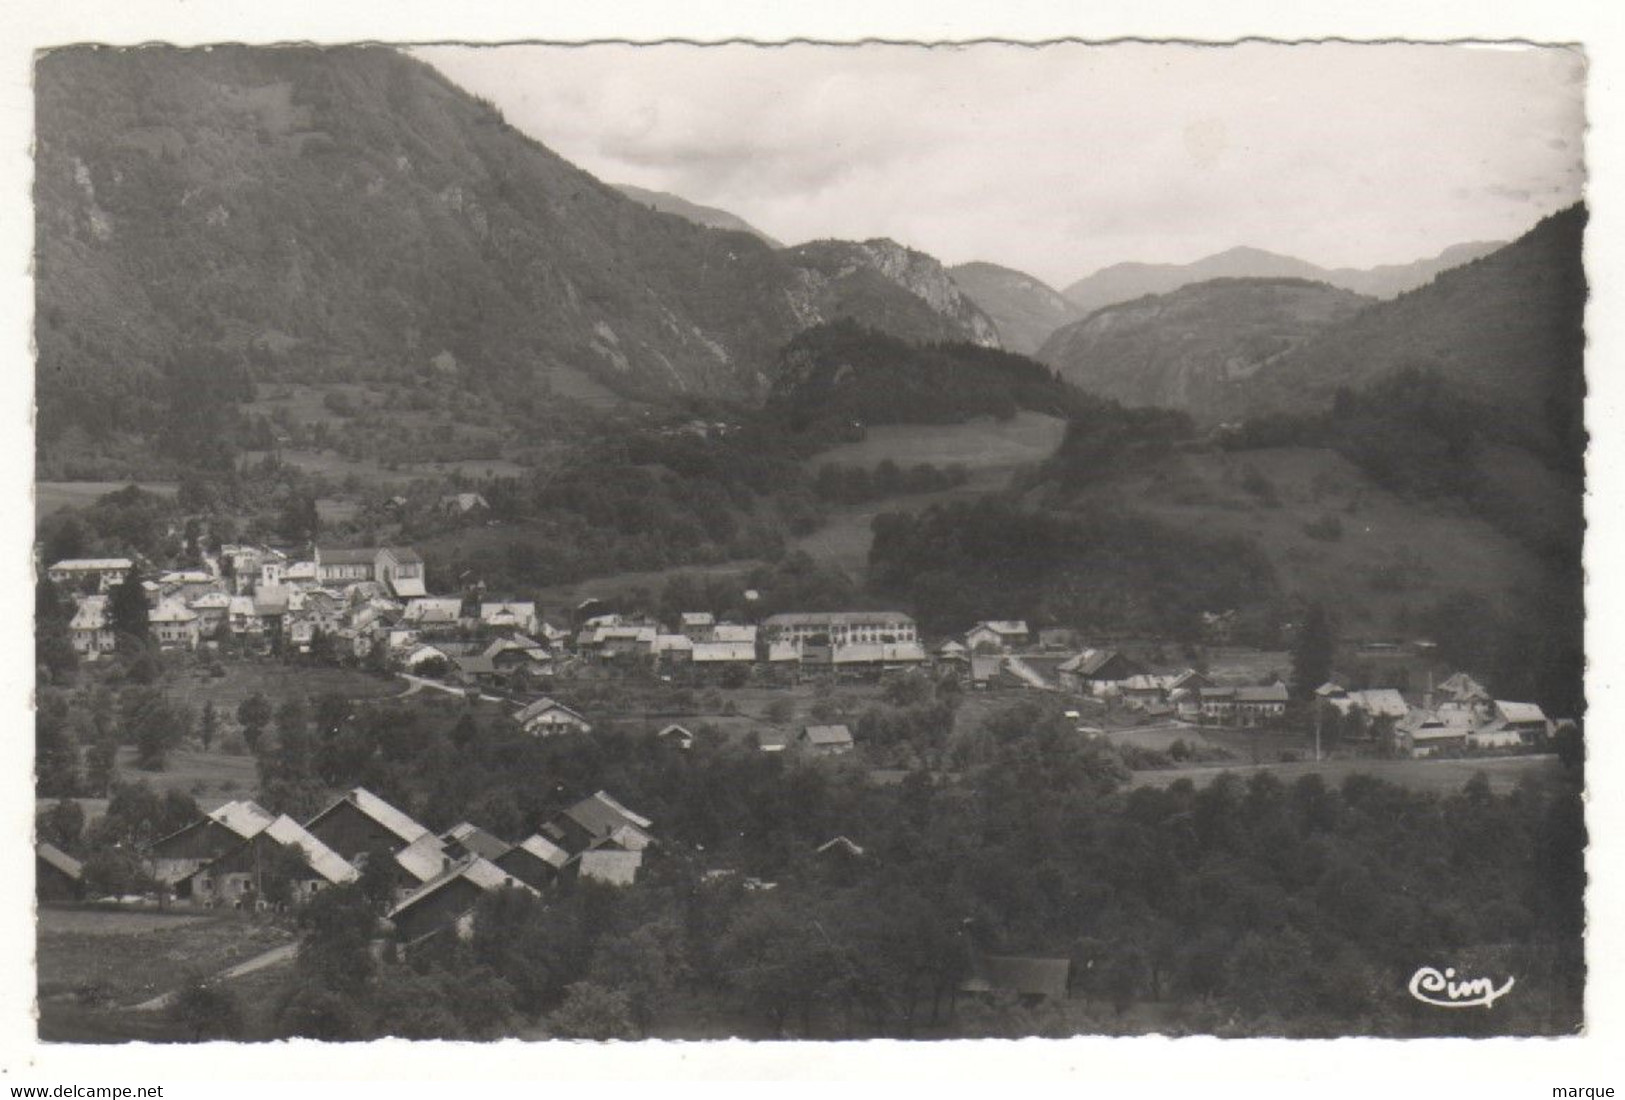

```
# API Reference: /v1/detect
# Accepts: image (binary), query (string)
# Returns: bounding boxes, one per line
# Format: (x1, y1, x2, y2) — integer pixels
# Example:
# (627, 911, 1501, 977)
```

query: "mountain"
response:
(948, 261, 1084, 355)
(1035, 278, 1372, 412)
(782, 240, 1002, 349)
(1228, 205, 1586, 449)
(612, 182, 783, 248)
(1061, 242, 1503, 315)
(34, 46, 993, 474)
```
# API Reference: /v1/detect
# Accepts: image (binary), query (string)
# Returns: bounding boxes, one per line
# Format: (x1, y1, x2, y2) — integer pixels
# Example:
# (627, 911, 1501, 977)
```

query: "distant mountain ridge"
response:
(948, 261, 1084, 355)
(1036, 277, 1373, 412)
(1062, 241, 1504, 315)
(783, 239, 1002, 349)
(612, 182, 784, 248)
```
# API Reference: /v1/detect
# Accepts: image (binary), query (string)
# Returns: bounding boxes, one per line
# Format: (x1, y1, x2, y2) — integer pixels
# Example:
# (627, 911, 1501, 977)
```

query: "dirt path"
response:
(132, 942, 298, 1011)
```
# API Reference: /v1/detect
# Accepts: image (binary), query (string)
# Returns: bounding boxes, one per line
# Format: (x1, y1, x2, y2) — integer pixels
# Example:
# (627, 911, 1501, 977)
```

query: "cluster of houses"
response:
(1319, 673, 1561, 757)
(123, 786, 655, 945)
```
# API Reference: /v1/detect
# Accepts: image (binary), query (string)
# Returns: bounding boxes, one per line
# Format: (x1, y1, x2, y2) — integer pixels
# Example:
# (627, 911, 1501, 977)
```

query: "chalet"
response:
(480, 602, 538, 635)
(657, 723, 696, 750)
(187, 591, 232, 634)
(315, 546, 379, 586)
(832, 641, 928, 672)
(937, 639, 969, 662)
(69, 595, 115, 656)
(1439, 672, 1492, 704)
(484, 636, 552, 676)
(47, 557, 133, 593)
(1235, 682, 1290, 726)
(304, 787, 434, 866)
(495, 834, 571, 891)
(403, 597, 465, 629)
(441, 822, 513, 863)
(451, 654, 501, 687)
(679, 611, 716, 642)
(392, 832, 457, 888)
(800, 724, 855, 757)
(402, 643, 454, 672)
(1119, 674, 1171, 710)
(36, 842, 84, 902)
(762, 611, 917, 648)
(1474, 701, 1551, 748)
(388, 855, 536, 945)
(376, 547, 426, 599)
(537, 620, 571, 647)
(283, 561, 319, 589)
(1057, 649, 1144, 695)
(578, 623, 658, 660)
(1199, 686, 1238, 723)
(691, 641, 757, 667)
(578, 846, 644, 887)
(537, 791, 653, 859)
(183, 815, 357, 907)
(1398, 707, 1475, 757)
(149, 600, 200, 650)
(960, 951, 1071, 1004)
(653, 633, 695, 662)
(513, 697, 592, 736)
(440, 492, 490, 517)
(713, 623, 758, 645)
(965, 621, 1030, 652)
(146, 800, 277, 885)
(1327, 688, 1411, 740)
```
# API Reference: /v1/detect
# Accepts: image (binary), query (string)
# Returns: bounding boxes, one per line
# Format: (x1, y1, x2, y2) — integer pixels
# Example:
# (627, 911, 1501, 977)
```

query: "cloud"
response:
(414, 43, 1585, 287)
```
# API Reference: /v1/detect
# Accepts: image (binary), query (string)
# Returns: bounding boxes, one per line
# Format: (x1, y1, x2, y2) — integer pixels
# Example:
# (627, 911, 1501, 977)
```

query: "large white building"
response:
(761, 611, 917, 647)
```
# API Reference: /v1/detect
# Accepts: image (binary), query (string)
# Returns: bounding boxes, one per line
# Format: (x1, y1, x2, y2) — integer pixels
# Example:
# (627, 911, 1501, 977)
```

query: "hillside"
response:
(1228, 206, 1587, 453)
(1061, 241, 1503, 315)
(34, 46, 993, 476)
(1036, 278, 1372, 411)
(613, 182, 783, 248)
(948, 261, 1083, 355)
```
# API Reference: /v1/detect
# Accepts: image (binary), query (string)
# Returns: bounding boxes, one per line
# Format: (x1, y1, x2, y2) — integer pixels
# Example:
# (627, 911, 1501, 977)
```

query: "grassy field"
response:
(524, 558, 766, 614)
(110, 747, 259, 809)
(36, 905, 294, 1007)
(793, 413, 1069, 576)
(162, 660, 405, 714)
(36, 481, 178, 516)
(1127, 753, 1563, 795)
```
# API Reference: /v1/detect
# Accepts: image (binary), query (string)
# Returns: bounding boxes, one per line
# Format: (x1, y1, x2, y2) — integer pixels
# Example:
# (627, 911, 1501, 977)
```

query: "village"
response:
(37, 540, 1572, 985)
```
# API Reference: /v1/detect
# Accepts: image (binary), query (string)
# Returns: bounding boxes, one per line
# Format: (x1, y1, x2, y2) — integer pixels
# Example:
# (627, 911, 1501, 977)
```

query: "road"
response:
(132, 942, 299, 1011)
(396, 672, 506, 704)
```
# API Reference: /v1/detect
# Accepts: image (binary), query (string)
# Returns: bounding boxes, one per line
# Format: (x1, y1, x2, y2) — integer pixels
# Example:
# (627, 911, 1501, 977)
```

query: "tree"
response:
(35, 692, 80, 796)
(168, 979, 245, 1041)
(108, 573, 152, 651)
(545, 981, 640, 1040)
(121, 687, 191, 771)
(35, 578, 78, 683)
(295, 884, 377, 995)
(36, 798, 85, 852)
(1290, 603, 1336, 701)
(200, 700, 218, 751)
(237, 692, 272, 751)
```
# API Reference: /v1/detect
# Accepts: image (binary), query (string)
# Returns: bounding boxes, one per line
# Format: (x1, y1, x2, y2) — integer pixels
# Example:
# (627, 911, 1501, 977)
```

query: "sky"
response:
(414, 42, 1586, 289)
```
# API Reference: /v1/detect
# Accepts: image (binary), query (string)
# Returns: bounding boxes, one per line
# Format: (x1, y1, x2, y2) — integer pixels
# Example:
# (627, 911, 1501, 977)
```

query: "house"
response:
(1439, 672, 1492, 704)
(36, 843, 84, 902)
(653, 633, 695, 662)
(1398, 707, 1475, 757)
(1475, 701, 1551, 748)
(440, 492, 490, 517)
(480, 602, 538, 636)
(146, 800, 278, 885)
(832, 641, 928, 672)
(451, 654, 501, 687)
(148, 600, 200, 650)
(761, 611, 918, 647)
(1057, 649, 1144, 695)
(402, 643, 454, 673)
(303, 787, 434, 866)
(187, 591, 232, 635)
(441, 822, 513, 863)
(657, 724, 696, 750)
(1198, 686, 1238, 723)
(495, 834, 571, 891)
(679, 611, 716, 642)
(537, 791, 653, 860)
(713, 623, 758, 645)
(388, 855, 536, 945)
(578, 847, 644, 887)
(816, 835, 865, 859)
(283, 561, 319, 590)
(965, 621, 1030, 652)
(69, 595, 116, 656)
(513, 697, 593, 737)
(691, 641, 758, 670)
(46, 557, 133, 593)
(1234, 682, 1290, 726)
(960, 951, 1071, 1004)
(800, 724, 855, 756)
(757, 731, 791, 753)
(937, 639, 969, 662)
(392, 832, 457, 888)
(315, 546, 379, 586)
(403, 597, 465, 629)
(969, 654, 1004, 689)
(183, 815, 358, 908)
(1327, 688, 1411, 740)
(376, 547, 427, 599)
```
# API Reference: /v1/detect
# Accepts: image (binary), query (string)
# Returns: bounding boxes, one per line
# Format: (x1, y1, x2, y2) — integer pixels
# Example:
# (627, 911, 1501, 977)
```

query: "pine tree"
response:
(108, 572, 151, 651)
(200, 700, 218, 751)
(1290, 603, 1337, 701)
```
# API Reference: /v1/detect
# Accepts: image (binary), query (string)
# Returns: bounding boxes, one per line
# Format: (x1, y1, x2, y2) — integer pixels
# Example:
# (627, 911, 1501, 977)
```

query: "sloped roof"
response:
(318, 547, 378, 567)
(565, 790, 654, 835)
(1347, 688, 1409, 718)
(712, 623, 757, 644)
(49, 558, 133, 571)
(1495, 700, 1548, 725)
(404, 597, 463, 622)
(513, 697, 589, 726)
(970, 620, 1029, 636)
(692, 641, 756, 662)
(443, 822, 513, 862)
(1440, 672, 1490, 700)
(1237, 683, 1290, 704)
(69, 596, 109, 630)
(1315, 681, 1346, 697)
(515, 834, 571, 870)
(262, 815, 360, 884)
(767, 641, 800, 662)
(211, 800, 277, 840)
(680, 612, 715, 627)
(481, 602, 536, 623)
(313, 787, 431, 847)
(970, 655, 1003, 680)
(188, 592, 232, 609)
(654, 633, 694, 653)
(394, 832, 453, 883)
(657, 723, 695, 743)
(36, 842, 83, 880)
(816, 836, 865, 857)
(387, 855, 537, 922)
(381, 546, 423, 565)
(938, 640, 968, 655)
(389, 576, 428, 598)
(803, 724, 854, 746)
(148, 601, 198, 623)
(762, 611, 915, 628)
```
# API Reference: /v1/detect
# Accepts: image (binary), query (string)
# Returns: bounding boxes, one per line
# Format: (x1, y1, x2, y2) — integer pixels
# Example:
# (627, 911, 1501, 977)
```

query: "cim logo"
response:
(1407, 966, 1515, 1009)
